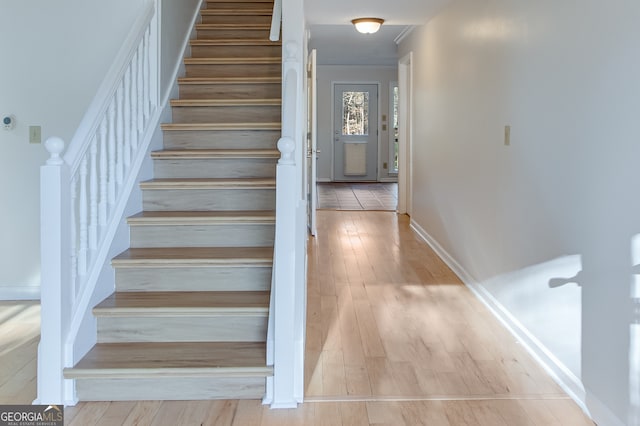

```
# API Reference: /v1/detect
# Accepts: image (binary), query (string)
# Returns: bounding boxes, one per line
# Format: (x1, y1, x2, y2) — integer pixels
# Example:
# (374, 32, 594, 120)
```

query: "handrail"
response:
(270, 0, 282, 41)
(37, 0, 160, 405)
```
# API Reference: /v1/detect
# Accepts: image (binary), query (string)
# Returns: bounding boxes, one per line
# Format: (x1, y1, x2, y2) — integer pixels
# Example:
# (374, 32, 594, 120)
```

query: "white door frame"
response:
(397, 52, 413, 215)
(330, 81, 382, 181)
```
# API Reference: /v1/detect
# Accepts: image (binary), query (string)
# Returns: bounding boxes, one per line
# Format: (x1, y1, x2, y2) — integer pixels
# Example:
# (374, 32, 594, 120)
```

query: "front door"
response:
(333, 84, 378, 181)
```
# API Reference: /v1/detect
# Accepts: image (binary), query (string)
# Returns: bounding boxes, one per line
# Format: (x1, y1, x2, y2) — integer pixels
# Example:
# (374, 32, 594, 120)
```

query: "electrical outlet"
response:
(383, 162, 388, 169)
(29, 126, 42, 144)
(504, 125, 511, 146)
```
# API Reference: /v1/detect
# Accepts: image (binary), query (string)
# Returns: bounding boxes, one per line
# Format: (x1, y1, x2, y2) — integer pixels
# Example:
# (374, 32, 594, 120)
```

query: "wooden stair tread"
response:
(140, 178, 275, 190)
(112, 247, 273, 266)
(128, 210, 275, 224)
(94, 291, 269, 314)
(200, 9, 273, 15)
(196, 23, 271, 29)
(161, 122, 280, 131)
(190, 39, 281, 46)
(178, 76, 281, 84)
(151, 149, 280, 159)
(65, 342, 271, 378)
(170, 99, 281, 107)
(184, 57, 280, 65)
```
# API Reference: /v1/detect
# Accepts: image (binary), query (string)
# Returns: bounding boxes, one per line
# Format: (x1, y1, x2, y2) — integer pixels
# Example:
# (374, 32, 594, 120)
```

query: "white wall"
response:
(399, 1, 640, 424)
(316, 65, 398, 181)
(0, 0, 201, 299)
(0, 0, 146, 297)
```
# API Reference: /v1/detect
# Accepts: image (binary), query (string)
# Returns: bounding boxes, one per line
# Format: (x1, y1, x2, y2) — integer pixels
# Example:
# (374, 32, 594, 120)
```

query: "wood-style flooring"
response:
(0, 211, 594, 425)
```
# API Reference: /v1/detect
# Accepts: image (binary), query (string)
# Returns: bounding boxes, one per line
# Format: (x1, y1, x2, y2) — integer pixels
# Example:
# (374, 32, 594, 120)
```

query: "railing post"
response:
(37, 137, 72, 405)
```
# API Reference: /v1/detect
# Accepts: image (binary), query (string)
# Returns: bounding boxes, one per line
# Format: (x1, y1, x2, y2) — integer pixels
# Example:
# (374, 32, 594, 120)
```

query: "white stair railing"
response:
(38, 0, 160, 405)
(266, 0, 307, 408)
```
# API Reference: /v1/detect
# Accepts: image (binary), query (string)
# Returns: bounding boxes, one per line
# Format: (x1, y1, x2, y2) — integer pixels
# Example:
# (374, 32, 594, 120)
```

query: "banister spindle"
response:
(98, 119, 108, 227)
(108, 100, 116, 205)
(116, 86, 124, 182)
(143, 27, 151, 122)
(131, 53, 139, 153)
(137, 43, 144, 135)
(117, 84, 130, 169)
(78, 156, 88, 276)
(124, 65, 132, 158)
(88, 137, 98, 251)
(70, 176, 78, 299)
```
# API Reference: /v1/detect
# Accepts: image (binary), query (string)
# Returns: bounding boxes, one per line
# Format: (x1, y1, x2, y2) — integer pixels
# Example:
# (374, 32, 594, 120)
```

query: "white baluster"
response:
(124, 64, 132, 157)
(108, 100, 116, 205)
(116, 97, 124, 187)
(99, 119, 108, 227)
(78, 156, 88, 276)
(143, 27, 151, 121)
(137, 43, 144, 134)
(119, 81, 131, 173)
(70, 175, 77, 299)
(89, 137, 98, 251)
(131, 53, 139, 153)
(117, 83, 130, 169)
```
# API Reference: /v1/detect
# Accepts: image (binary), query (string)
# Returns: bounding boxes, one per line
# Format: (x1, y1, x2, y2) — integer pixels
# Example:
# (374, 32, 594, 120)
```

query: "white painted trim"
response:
(378, 177, 398, 183)
(317, 177, 331, 183)
(0, 286, 40, 300)
(397, 53, 413, 215)
(394, 26, 416, 45)
(389, 80, 399, 176)
(408, 219, 599, 424)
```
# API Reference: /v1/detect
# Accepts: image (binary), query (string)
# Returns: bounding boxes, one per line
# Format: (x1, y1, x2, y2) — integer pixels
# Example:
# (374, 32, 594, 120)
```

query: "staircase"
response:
(63, 0, 281, 401)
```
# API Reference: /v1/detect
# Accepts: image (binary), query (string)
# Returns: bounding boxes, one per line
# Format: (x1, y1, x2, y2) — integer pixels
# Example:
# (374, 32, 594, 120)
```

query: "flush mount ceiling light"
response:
(351, 18, 385, 34)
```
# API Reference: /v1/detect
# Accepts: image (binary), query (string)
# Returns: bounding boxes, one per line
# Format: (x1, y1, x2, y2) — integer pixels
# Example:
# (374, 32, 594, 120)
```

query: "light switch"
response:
(382, 124, 387, 131)
(29, 126, 42, 144)
(504, 125, 511, 146)
(382, 114, 387, 122)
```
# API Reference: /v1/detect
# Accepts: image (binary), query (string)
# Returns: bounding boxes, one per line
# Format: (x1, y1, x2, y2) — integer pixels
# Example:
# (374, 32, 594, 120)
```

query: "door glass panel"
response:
(342, 91, 369, 136)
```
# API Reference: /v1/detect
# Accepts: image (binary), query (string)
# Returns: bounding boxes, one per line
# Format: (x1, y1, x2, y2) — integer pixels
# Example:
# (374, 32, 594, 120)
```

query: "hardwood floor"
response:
(0, 300, 39, 404)
(0, 211, 594, 424)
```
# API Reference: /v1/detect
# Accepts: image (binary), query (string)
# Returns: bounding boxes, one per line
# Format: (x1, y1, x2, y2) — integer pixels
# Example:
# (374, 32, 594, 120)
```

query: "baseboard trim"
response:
(409, 219, 596, 423)
(0, 286, 40, 300)
(378, 177, 398, 183)
(316, 178, 331, 183)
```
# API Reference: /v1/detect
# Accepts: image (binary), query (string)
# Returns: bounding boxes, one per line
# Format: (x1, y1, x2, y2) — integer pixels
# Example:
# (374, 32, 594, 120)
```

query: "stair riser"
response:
(76, 377, 265, 401)
(162, 130, 279, 150)
(179, 83, 281, 99)
(197, 28, 270, 39)
(171, 105, 280, 124)
(185, 63, 280, 78)
(130, 224, 275, 248)
(190, 44, 280, 58)
(143, 188, 276, 211)
(154, 158, 276, 179)
(97, 316, 268, 343)
(200, 14, 272, 25)
(115, 266, 272, 292)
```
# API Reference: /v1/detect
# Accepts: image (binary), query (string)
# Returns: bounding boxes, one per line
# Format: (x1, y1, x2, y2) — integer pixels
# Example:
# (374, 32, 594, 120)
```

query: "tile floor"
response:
(317, 183, 398, 211)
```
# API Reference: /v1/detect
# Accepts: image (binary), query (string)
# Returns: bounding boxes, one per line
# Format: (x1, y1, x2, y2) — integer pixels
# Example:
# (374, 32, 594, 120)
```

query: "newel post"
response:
(37, 137, 72, 405)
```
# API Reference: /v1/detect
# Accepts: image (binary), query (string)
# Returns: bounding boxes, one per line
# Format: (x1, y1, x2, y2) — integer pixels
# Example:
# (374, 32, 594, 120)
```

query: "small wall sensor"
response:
(3, 115, 16, 131)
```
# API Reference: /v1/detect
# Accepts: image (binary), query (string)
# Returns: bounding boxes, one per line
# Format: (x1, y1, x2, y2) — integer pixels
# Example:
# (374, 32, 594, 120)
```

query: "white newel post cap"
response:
(277, 136, 295, 165)
(45, 137, 65, 165)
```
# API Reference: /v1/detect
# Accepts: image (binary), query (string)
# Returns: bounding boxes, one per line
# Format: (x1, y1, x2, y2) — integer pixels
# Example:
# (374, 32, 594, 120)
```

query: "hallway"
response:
(304, 210, 593, 424)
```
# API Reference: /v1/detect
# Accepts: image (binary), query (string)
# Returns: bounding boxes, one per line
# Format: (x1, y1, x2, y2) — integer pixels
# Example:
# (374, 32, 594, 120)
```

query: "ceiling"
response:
(305, 0, 450, 65)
